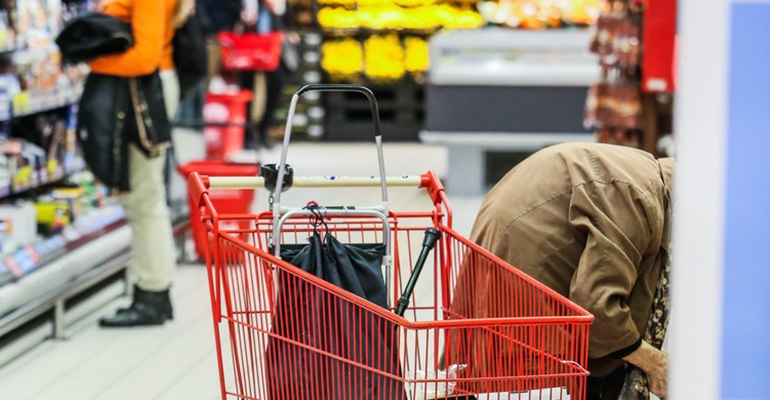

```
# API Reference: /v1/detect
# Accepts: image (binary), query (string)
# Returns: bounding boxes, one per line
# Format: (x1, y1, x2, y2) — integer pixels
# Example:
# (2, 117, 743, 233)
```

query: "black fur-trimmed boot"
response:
(99, 285, 173, 327)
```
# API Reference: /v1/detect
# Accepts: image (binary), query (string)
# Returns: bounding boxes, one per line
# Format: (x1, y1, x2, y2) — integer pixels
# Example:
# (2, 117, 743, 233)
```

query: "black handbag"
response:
(173, 12, 209, 99)
(77, 71, 172, 192)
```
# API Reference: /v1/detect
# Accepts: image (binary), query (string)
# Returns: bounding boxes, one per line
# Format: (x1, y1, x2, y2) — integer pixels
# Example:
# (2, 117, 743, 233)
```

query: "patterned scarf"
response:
(618, 250, 671, 399)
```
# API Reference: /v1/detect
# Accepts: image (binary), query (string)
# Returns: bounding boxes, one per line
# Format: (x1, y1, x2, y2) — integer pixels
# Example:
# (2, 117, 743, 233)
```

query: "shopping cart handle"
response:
(272, 84, 388, 218)
(294, 84, 381, 139)
(260, 163, 294, 192)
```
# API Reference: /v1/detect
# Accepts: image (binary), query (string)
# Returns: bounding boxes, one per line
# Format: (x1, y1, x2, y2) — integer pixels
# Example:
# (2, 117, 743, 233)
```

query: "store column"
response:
(671, 0, 770, 398)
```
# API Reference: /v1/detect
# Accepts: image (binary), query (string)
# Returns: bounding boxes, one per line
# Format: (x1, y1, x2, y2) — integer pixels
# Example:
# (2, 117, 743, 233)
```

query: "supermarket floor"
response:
(0, 138, 486, 399)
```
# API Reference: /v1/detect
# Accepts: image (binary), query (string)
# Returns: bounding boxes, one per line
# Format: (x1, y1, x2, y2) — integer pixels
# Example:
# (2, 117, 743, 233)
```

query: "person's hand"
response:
(240, 9, 258, 26)
(623, 341, 668, 397)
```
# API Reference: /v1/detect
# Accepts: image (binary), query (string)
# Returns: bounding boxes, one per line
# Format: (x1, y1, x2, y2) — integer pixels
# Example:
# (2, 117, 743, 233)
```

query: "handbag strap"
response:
(128, 77, 171, 157)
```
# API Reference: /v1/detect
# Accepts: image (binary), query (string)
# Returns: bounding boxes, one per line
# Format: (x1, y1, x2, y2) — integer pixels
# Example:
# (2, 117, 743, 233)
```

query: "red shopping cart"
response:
(188, 85, 594, 400)
(178, 160, 259, 261)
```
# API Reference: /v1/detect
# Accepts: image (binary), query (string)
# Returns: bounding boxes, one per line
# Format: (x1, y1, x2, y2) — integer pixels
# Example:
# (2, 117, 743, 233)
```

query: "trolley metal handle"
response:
(272, 84, 391, 254)
(273, 84, 388, 209)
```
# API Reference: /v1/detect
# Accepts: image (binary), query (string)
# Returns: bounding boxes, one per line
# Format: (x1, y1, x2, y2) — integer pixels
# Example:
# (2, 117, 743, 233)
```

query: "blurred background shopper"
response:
(90, 0, 193, 327)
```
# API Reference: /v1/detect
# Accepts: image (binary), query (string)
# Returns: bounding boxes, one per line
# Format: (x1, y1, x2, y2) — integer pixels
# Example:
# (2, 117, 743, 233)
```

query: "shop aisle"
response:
(0, 141, 485, 400)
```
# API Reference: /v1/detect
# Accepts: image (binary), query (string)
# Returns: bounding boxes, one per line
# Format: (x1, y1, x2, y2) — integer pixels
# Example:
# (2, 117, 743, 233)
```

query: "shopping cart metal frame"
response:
(188, 84, 595, 400)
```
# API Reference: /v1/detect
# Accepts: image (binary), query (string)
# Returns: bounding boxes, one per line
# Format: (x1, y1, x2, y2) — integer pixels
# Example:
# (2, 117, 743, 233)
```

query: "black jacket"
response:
(77, 72, 172, 193)
(56, 12, 134, 64)
(60, 12, 171, 192)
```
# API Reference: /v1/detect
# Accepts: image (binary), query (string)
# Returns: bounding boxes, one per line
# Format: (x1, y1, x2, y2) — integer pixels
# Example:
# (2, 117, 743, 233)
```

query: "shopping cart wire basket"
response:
(187, 84, 594, 400)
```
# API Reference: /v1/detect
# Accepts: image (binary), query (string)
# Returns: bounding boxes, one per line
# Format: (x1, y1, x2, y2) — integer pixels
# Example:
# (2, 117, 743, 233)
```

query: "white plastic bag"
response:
(406, 364, 468, 400)
(476, 387, 571, 400)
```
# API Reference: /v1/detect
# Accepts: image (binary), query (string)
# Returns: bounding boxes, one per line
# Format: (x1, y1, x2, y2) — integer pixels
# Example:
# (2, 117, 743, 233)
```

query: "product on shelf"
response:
(404, 36, 429, 73)
(584, 0, 675, 155)
(584, 0, 644, 135)
(0, 201, 37, 255)
(358, 5, 406, 30)
(317, 2, 485, 31)
(317, 7, 359, 30)
(589, 3, 642, 69)
(0, 155, 8, 195)
(8, 44, 88, 117)
(34, 198, 70, 235)
(477, 0, 601, 28)
(51, 186, 84, 221)
(357, 0, 395, 6)
(315, 0, 485, 85)
(316, 0, 357, 6)
(363, 33, 405, 81)
(394, 0, 436, 7)
(435, 4, 486, 29)
(321, 38, 363, 80)
(584, 81, 643, 130)
(0, 0, 89, 120)
(401, 6, 442, 30)
(568, 0, 603, 25)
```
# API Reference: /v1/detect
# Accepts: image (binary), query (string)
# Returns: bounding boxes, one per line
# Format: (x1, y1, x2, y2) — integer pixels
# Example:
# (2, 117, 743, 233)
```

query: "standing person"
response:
(89, 0, 192, 327)
(240, 0, 291, 150)
(195, 0, 288, 149)
(450, 143, 673, 399)
(256, 0, 292, 148)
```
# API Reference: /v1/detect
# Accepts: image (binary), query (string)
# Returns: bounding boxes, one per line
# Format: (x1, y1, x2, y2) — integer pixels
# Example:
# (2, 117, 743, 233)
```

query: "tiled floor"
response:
(0, 140, 486, 399)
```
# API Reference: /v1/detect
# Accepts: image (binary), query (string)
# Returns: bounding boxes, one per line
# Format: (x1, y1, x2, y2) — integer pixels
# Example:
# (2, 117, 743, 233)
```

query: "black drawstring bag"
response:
(265, 209, 405, 399)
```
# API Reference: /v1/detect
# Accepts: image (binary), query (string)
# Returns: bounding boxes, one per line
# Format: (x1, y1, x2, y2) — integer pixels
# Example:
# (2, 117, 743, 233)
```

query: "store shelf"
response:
(0, 47, 23, 55)
(323, 77, 424, 141)
(0, 205, 127, 284)
(10, 87, 84, 119)
(0, 241, 131, 339)
(0, 0, 151, 358)
(320, 27, 439, 37)
(0, 212, 192, 364)
(0, 216, 132, 337)
(0, 157, 86, 201)
(422, 27, 599, 193)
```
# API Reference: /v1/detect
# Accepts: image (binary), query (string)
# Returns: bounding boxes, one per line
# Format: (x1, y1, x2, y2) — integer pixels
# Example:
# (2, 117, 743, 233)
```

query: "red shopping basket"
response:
(188, 170, 594, 400)
(218, 31, 284, 72)
(179, 161, 259, 260)
(203, 90, 253, 161)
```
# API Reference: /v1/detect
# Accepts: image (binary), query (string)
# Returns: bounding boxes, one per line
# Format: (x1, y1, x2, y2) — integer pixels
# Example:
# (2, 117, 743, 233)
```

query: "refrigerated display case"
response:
(421, 27, 599, 194)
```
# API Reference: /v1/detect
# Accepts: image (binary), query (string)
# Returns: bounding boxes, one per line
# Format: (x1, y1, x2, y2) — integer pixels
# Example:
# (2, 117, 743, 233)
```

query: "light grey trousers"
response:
(118, 70, 179, 292)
